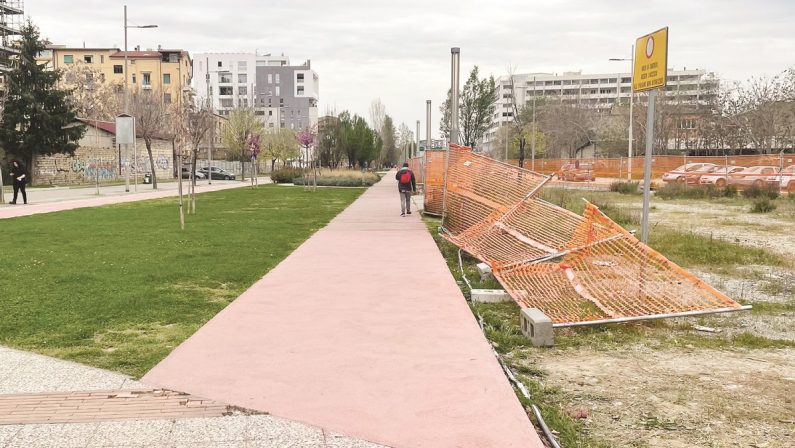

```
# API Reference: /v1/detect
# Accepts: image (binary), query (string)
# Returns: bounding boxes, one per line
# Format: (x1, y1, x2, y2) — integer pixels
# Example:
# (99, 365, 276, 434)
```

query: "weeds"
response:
(656, 183, 737, 200)
(742, 183, 780, 199)
(750, 197, 777, 213)
(609, 181, 640, 195)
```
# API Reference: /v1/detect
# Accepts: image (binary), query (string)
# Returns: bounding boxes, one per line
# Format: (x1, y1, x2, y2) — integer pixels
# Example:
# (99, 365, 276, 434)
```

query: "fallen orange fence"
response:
(431, 145, 745, 326)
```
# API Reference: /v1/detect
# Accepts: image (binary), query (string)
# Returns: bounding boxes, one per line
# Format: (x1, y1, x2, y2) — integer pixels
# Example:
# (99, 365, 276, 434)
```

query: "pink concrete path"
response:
(0, 179, 264, 221)
(143, 175, 543, 448)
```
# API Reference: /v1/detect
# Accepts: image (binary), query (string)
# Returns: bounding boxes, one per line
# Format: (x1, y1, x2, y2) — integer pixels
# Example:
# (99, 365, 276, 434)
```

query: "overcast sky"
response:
(27, 0, 794, 138)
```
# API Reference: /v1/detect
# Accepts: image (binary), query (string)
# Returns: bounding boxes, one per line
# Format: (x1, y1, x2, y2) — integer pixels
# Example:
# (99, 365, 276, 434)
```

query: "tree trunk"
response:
(145, 138, 158, 189)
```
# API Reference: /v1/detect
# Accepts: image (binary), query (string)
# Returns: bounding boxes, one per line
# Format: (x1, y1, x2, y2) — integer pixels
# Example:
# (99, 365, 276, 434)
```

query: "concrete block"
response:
(520, 308, 554, 347)
(476, 263, 493, 281)
(470, 289, 511, 303)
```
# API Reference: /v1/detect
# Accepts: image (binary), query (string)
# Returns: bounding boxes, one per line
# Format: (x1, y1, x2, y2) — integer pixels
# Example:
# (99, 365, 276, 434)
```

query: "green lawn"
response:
(0, 185, 362, 377)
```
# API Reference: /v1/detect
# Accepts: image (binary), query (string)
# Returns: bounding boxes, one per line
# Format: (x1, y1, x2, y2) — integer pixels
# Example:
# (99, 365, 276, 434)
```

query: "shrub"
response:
(655, 183, 735, 200)
(609, 181, 640, 195)
(294, 176, 378, 187)
(741, 183, 779, 200)
(270, 167, 304, 184)
(750, 197, 777, 213)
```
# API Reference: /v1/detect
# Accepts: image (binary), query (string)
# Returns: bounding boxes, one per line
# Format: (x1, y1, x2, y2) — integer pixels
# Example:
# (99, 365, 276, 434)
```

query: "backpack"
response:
(399, 170, 412, 184)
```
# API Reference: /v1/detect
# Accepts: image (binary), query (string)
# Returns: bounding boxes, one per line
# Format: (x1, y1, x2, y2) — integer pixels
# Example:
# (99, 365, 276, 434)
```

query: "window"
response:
(297, 86, 304, 95)
(217, 61, 222, 67)
(132, 73, 137, 84)
(169, 53, 178, 63)
(163, 93, 172, 104)
(142, 72, 151, 86)
(296, 73, 304, 83)
(268, 110, 273, 116)
(84, 55, 93, 63)
(268, 74, 272, 84)
(238, 61, 247, 70)
(64, 55, 74, 64)
(621, 77, 631, 83)
(219, 86, 233, 95)
(163, 73, 171, 84)
(275, 74, 280, 83)
(100, 55, 104, 63)
(113, 65, 123, 74)
(275, 86, 280, 96)
(238, 86, 247, 95)
(219, 98, 233, 107)
(238, 73, 247, 83)
(608, 78, 617, 83)
(219, 73, 232, 83)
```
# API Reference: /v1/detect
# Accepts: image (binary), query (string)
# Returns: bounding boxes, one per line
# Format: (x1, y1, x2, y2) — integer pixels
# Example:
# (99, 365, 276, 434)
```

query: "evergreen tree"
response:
(0, 21, 84, 177)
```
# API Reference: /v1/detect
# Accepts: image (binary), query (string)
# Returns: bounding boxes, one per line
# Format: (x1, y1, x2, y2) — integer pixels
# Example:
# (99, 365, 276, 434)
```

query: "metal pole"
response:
(415, 120, 420, 157)
(123, 4, 130, 192)
(206, 57, 212, 185)
(425, 100, 431, 152)
(628, 44, 634, 181)
(450, 48, 460, 145)
(531, 76, 537, 171)
(553, 305, 752, 328)
(640, 89, 657, 243)
(0, 159, 4, 203)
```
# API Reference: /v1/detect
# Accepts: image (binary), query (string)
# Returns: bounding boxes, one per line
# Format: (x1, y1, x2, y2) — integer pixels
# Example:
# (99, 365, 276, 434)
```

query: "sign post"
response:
(633, 27, 668, 244)
(116, 114, 135, 193)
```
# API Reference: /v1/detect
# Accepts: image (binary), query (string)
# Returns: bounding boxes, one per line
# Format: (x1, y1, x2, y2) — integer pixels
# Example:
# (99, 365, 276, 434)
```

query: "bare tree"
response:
(128, 87, 170, 189)
(369, 98, 386, 138)
(172, 102, 213, 213)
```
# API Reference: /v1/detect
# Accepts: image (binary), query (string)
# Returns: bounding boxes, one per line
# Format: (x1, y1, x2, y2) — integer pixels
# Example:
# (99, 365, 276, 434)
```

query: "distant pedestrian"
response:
(395, 162, 416, 216)
(9, 160, 28, 205)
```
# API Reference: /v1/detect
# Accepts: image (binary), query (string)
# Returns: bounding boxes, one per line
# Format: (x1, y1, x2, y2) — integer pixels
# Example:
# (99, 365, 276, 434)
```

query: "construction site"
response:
(409, 144, 794, 447)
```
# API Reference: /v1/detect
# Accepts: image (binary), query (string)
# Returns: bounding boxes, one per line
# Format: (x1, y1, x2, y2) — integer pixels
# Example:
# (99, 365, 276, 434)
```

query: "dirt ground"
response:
(535, 347, 795, 448)
(525, 190, 795, 447)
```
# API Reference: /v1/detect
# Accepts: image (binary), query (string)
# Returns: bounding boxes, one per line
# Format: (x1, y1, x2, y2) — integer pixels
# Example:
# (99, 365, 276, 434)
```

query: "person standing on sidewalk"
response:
(395, 162, 416, 216)
(9, 160, 28, 205)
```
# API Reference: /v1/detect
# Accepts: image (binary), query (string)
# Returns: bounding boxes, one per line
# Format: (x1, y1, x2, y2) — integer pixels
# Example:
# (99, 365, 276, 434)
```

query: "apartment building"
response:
(0, 0, 23, 72)
(483, 68, 719, 152)
(39, 45, 193, 105)
(193, 52, 319, 131)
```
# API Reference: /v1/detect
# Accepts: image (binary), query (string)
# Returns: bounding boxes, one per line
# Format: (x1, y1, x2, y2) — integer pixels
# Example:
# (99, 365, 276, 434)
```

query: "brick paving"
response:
(0, 389, 233, 425)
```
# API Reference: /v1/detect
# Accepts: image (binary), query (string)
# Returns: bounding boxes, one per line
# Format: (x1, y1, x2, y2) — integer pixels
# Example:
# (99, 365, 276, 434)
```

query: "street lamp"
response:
(122, 4, 157, 192)
(609, 44, 634, 180)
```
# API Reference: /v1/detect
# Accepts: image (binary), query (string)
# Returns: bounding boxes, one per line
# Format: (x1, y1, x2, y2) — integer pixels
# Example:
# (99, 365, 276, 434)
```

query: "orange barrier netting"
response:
(507, 153, 794, 180)
(407, 156, 425, 185)
(423, 150, 447, 215)
(432, 145, 743, 325)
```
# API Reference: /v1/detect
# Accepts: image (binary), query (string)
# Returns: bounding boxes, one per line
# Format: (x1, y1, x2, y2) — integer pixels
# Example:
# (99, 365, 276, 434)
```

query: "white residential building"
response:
(193, 52, 318, 131)
(482, 68, 719, 153)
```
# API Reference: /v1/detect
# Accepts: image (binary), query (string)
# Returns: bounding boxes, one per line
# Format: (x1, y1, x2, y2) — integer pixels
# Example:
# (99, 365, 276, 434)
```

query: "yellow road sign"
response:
(633, 27, 668, 92)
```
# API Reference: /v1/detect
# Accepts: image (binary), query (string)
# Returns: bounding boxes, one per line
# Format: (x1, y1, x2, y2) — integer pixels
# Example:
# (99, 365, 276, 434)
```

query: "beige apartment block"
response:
(39, 45, 193, 105)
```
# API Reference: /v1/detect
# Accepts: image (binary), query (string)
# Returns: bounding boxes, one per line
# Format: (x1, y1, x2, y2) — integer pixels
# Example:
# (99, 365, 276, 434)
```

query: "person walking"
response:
(9, 160, 28, 205)
(395, 162, 416, 216)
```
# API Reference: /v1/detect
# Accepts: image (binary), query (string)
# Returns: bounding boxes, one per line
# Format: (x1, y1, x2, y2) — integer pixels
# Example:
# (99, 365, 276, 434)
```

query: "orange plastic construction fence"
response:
(432, 145, 743, 325)
(508, 153, 794, 180)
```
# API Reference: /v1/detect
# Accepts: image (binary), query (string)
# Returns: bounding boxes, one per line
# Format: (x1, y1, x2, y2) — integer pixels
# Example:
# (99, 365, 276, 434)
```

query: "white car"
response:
(662, 163, 715, 183)
(766, 165, 795, 192)
(728, 166, 780, 189)
(698, 166, 745, 188)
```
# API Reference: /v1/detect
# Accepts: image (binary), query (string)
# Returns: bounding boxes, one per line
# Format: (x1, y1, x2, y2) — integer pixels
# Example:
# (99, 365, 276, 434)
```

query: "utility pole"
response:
(415, 120, 420, 157)
(425, 100, 431, 153)
(531, 76, 537, 171)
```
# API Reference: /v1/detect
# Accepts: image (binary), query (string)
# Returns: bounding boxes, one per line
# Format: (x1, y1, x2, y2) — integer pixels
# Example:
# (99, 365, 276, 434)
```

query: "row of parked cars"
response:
(180, 166, 237, 180)
(662, 163, 795, 191)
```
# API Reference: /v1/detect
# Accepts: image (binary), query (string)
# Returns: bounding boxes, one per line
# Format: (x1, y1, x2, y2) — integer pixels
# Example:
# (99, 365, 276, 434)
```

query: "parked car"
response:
(727, 166, 779, 189)
(558, 162, 595, 182)
(180, 167, 206, 180)
(698, 166, 745, 187)
(683, 163, 719, 185)
(198, 167, 236, 180)
(766, 165, 795, 192)
(662, 163, 715, 183)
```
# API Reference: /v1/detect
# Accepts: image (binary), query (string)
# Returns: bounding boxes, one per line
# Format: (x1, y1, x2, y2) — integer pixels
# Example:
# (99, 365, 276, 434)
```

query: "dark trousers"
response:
(12, 183, 26, 204)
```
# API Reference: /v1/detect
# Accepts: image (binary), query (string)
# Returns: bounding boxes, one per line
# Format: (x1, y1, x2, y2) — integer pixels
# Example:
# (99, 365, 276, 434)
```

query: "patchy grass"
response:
(0, 185, 363, 377)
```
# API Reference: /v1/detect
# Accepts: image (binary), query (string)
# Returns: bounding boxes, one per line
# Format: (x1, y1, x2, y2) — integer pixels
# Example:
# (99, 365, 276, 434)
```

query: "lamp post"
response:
(609, 44, 634, 180)
(123, 5, 157, 192)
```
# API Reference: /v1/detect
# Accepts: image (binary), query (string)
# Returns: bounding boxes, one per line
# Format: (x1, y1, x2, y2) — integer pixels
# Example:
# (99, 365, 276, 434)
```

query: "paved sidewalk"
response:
(144, 174, 543, 447)
(0, 346, 383, 447)
(0, 178, 269, 220)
